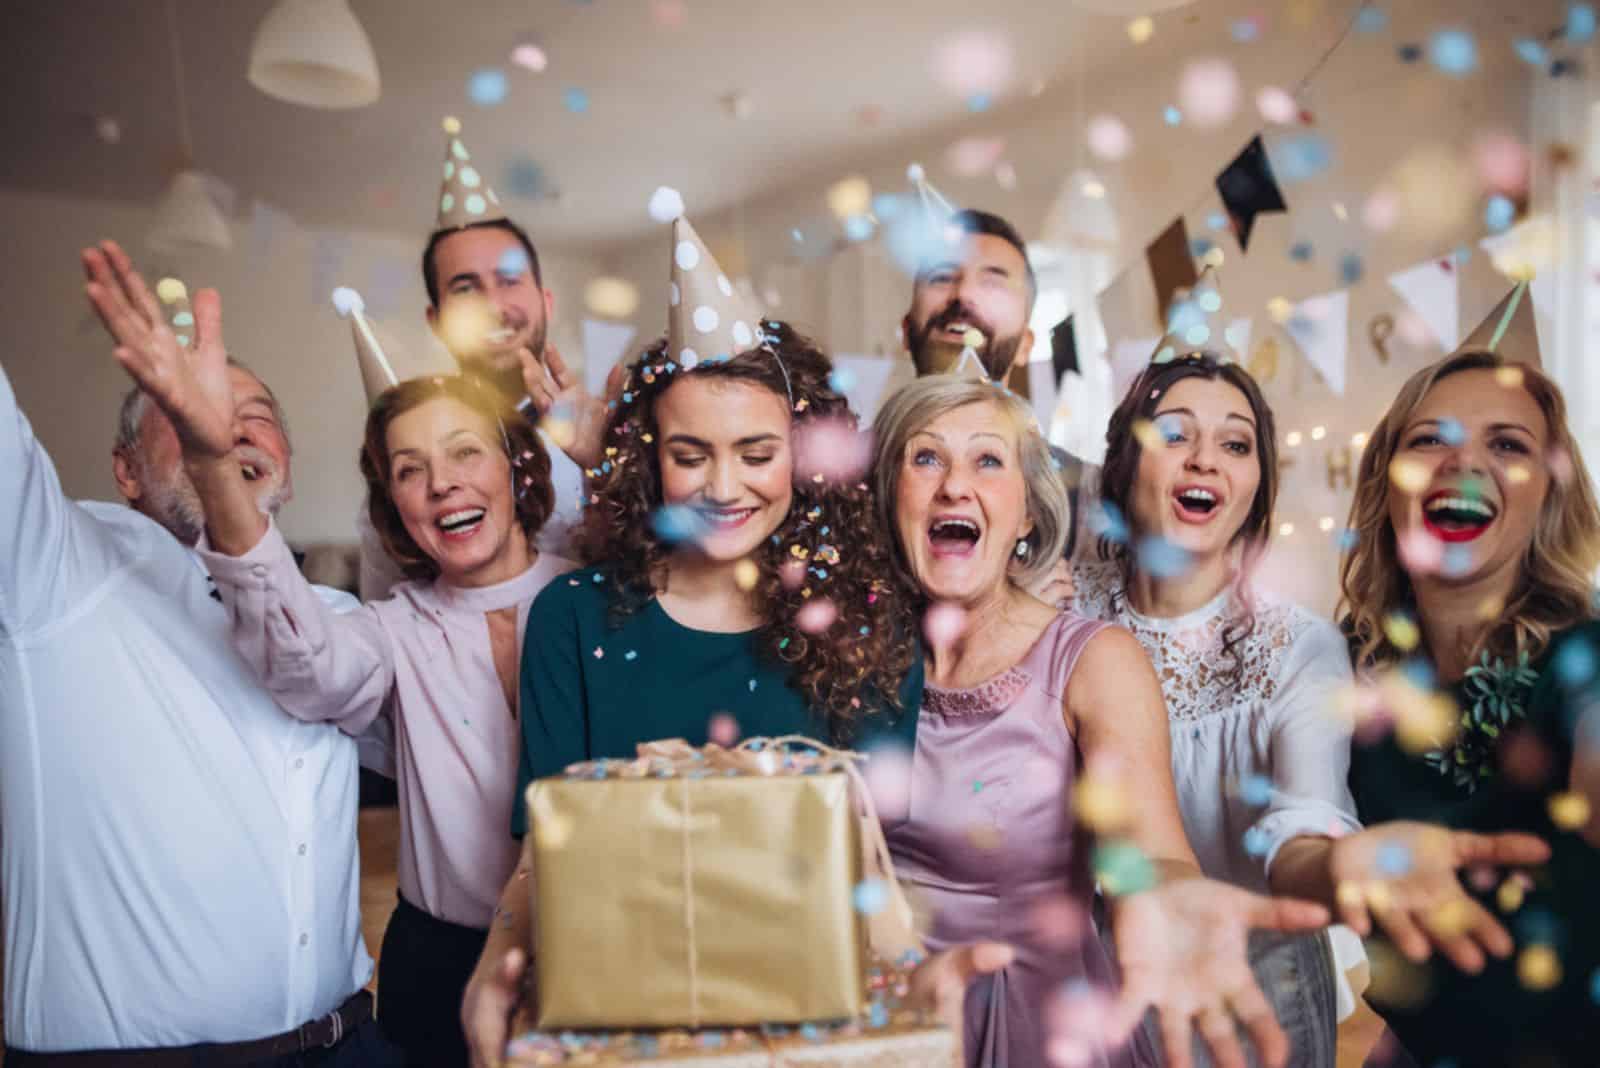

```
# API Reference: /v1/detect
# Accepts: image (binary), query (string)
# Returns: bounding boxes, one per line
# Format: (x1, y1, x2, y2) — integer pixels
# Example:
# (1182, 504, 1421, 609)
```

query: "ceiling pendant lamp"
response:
(249, 0, 381, 109)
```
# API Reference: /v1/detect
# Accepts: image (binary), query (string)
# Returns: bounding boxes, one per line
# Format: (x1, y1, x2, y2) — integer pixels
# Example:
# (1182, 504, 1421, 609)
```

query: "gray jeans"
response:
(1139, 929, 1339, 1068)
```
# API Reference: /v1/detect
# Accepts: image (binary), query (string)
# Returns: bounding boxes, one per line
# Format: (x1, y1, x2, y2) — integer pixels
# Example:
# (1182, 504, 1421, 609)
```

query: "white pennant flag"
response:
(1285, 290, 1350, 395)
(1109, 336, 1161, 401)
(1027, 359, 1060, 432)
(830, 355, 898, 423)
(582, 319, 637, 395)
(1387, 256, 1460, 350)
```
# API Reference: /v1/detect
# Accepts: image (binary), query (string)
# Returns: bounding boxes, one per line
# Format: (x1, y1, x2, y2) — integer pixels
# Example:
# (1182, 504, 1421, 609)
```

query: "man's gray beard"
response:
(911, 324, 1024, 382)
(134, 455, 288, 546)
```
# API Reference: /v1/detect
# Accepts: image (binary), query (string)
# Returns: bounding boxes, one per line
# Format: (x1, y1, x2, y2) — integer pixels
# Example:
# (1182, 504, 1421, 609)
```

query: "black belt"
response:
(5, 989, 372, 1067)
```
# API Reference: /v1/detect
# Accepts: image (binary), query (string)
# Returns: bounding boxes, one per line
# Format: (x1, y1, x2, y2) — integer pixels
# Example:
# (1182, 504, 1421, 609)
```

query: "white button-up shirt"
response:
(0, 362, 372, 1052)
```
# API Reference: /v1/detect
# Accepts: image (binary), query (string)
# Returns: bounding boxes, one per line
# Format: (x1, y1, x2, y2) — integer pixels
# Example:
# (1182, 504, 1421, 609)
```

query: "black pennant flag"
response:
(1215, 135, 1287, 252)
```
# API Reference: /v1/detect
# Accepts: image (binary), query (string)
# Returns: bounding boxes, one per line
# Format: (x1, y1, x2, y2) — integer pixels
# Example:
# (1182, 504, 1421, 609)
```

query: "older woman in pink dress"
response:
(867, 375, 1332, 1068)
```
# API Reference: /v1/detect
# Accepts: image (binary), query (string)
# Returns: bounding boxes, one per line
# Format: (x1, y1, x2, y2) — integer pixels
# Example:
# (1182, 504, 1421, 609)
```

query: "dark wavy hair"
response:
(578, 321, 915, 728)
(360, 374, 554, 583)
(1098, 354, 1279, 690)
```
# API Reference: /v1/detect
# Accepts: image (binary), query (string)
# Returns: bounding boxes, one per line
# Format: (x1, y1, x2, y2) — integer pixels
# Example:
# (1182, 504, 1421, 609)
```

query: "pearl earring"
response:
(1014, 539, 1030, 559)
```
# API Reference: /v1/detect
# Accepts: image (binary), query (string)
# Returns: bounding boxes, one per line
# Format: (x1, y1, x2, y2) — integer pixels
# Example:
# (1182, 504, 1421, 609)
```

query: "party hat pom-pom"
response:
(442, 115, 461, 135)
(331, 287, 365, 319)
(906, 162, 926, 184)
(648, 185, 686, 223)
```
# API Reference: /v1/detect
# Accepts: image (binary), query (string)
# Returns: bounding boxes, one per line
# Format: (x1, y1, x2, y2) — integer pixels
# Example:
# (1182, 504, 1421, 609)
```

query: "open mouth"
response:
(437, 507, 486, 540)
(240, 462, 261, 482)
(485, 326, 516, 345)
(928, 516, 981, 556)
(1422, 491, 1496, 543)
(698, 507, 757, 531)
(1172, 486, 1221, 522)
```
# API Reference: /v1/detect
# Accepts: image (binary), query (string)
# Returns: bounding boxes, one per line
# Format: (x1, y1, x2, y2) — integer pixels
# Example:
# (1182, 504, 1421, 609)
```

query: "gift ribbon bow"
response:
(577, 736, 923, 1025)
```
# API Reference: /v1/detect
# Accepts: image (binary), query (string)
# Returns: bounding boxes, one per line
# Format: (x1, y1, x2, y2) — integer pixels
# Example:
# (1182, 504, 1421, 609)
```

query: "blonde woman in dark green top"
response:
(1340, 346, 1600, 1068)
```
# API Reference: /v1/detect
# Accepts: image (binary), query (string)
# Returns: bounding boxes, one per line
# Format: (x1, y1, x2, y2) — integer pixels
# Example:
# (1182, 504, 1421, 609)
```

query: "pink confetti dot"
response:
(1255, 86, 1298, 125)
(797, 597, 838, 635)
(922, 602, 969, 647)
(707, 713, 740, 746)
(1178, 58, 1241, 129)
(1086, 115, 1132, 161)
(931, 29, 1015, 98)
(1473, 130, 1531, 197)
(1363, 189, 1400, 232)
(1397, 528, 1444, 576)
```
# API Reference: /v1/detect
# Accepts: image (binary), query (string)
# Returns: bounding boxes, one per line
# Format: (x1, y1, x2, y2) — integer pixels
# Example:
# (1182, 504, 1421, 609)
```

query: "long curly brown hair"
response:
(578, 321, 915, 729)
(360, 374, 554, 583)
(1098, 354, 1280, 691)
(1339, 350, 1600, 672)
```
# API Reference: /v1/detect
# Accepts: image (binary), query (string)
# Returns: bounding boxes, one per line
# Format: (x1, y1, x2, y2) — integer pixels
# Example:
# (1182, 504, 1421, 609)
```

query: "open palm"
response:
(82, 240, 234, 459)
(1109, 878, 1330, 1068)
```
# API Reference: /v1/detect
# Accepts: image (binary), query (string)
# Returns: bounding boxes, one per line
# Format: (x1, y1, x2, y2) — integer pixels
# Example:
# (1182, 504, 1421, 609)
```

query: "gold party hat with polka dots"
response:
(436, 117, 506, 230)
(666, 210, 765, 369)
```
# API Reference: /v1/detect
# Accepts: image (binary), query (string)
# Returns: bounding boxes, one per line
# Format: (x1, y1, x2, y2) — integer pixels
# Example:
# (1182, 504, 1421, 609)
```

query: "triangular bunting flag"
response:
(1050, 315, 1079, 380)
(1215, 136, 1287, 252)
(582, 318, 638, 395)
(1284, 290, 1350, 395)
(1387, 256, 1460, 351)
(1110, 335, 1162, 401)
(1146, 218, 1199, 325)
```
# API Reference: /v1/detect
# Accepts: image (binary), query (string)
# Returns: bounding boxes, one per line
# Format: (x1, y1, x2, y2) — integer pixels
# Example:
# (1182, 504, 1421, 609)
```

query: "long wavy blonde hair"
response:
(1339, 351, 1600, 671)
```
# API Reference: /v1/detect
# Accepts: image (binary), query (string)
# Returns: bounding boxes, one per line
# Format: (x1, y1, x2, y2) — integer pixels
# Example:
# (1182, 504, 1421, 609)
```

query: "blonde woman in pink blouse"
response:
(86, 243, 574, 1067)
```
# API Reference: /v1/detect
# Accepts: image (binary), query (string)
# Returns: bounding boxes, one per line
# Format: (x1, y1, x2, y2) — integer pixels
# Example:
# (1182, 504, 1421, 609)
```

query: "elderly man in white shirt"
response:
(0, 241, 399, 1066)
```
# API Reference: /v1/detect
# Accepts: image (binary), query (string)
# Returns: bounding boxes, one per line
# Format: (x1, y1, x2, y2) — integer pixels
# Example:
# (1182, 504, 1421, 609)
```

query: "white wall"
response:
(0, 188, 599, 543)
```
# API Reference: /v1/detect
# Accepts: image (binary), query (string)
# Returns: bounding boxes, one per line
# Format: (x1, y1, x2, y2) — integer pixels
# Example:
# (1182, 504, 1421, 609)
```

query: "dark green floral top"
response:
(1348, 619, 1600, 1068)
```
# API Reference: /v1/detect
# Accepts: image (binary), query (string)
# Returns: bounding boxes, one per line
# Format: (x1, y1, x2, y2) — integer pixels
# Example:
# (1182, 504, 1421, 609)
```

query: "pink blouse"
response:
(202, 519, 573, 928)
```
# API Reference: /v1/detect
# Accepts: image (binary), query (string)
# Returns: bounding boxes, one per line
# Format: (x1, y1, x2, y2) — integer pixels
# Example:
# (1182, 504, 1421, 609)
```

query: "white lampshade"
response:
(248, 0, 380, 109)
(1068, 0, 1197, 12)
(148, 170, 233, 253)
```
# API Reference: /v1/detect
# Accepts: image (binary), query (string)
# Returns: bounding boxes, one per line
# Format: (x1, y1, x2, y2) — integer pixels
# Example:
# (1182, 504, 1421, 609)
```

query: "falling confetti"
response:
(1136, 535, 1191, 579)
(852, 878, 888, 915)
(1256, 86, 1299, 125)
(708, 713, 741, 746)
(1092, 840, 1156, 894)
(1429, 29, 1477, 76)
(1518, 944, 1562, 990)
(1086, 115, 1132, 161)
(651, 504, 708, 544)
(1240, 774, 1274, 806)
(1549, 791, 1592, 830)
(923, 601, 969, 648)
(1162, 105, 1183, 126)
(467, 68, 509, 106)
(1027, 894, 1088, 951)
(563, 87, 590, 113)
(1127, 17, 1154, 44)
(1485, 195, 1516, 233)
(931, 29, 1014, 98)
(1569, 2, 1597, 43)
(1178, 58, 1241, 128)
(511, 43, 548, 72)
(826, 175, 872, 220)
(734, 558, 760, 592)
(1276, 134, 1333, 182)
(585, 275, 639, 319)
(156, 278, 188, 305)
(796, 597, 838, 635)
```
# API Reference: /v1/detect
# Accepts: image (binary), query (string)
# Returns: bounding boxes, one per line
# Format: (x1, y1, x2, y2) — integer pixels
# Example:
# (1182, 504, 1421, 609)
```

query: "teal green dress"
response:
(513, 568, 827, 836)
(1348, 619, 1600, 1068)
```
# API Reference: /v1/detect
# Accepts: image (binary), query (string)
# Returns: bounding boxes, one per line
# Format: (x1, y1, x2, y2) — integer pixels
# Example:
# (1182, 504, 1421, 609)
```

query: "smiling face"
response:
(427, 226, 552, 390)
(904, 233, 1034, 380)
(385, 395, 525, 587)
(655, 375, 795, 563)
(1128, 376, 1262, 564)
(893, 400, 1032, 605)
(1387, 368, 1550, 585)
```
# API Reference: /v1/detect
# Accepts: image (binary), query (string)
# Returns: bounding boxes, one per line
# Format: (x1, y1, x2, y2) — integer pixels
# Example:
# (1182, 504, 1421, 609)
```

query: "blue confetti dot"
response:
(1189, 237, 1215, 257)
(1570, 3, 1597, 43)
(1377, 841, 1412, 876)
(1356, 6, 1389, 32)
(1231, 18, 1261, 42)
(1337, 528, 1360, 551)
(1242, 827, 1272, 857)
(871, 193, 904, 219)
(853, 878, 889, 915)
(1397, 43, 1423, 63)
(562, 87, 590, 113)
(1207, 212, 1228, 231)
(967, 92, 992, 113)
(868, 1000, 889, 1028)
(828, 368, 857, 393)
(1137, 535, 1192, 579)
(1399, 657, 1436, 691)
(1093, 501, 1129, 545)
(1554, 639, 1598, 688)
(1485, 195, 1516, 233)
(1290, 241, 1314, 262)
(1435, 417, 1466, 446)
(503, 157, 547, 199)
(1441, 544, 1473, 577)
(799, 1023, 822, 1042)
(1515, 38, 1551, 67)
(1240, 774, 1274, 806)
(1339, 252, 1365, 285)
(1163, 105, 1183, 126)
(625, 650, 638, 661)
(844, 214, 876, 242)
(1429, 29, 1477, 75)
(498, 247, 530, 276)
(748, 678, 757, 692)
(1276, 134, 1333, 182)
(791, 228, 804, 243)
(651, 504, 706, 544)
(467, 68, 509, 106)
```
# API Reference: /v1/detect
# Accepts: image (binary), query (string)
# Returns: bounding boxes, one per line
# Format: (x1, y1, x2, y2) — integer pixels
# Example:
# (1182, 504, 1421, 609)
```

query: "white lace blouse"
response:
(1070, 561, 1361, 891)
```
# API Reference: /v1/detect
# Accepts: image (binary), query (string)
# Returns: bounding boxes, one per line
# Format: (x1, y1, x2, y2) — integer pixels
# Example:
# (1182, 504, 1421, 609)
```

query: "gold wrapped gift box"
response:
(527, 744, 873, 1030)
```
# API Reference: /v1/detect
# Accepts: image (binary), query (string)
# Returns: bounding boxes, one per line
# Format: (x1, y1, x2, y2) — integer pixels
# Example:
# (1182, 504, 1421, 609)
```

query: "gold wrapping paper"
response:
(529, 771, 866, 1029)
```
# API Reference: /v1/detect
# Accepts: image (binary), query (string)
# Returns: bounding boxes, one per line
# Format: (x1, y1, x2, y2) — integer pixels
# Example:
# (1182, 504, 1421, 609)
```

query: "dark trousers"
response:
(3, 1018, 404, 1068)
(376, 894, 489, 1068)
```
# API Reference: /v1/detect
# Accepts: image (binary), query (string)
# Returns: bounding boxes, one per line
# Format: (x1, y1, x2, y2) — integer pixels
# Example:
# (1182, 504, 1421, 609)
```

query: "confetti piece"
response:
(467, 68, 509, 106)
(1090, 500, 1129, 545)
(1506, 464, 1531, 485)
(1257, 86, 1298, 125)
(1356, 7, 1389, 32)
(1549, 791, 1592, 830)
(442, 115, 461, 135)
(1518, 944, 1562, 990)
(624, 649, 638, 661)
(156, 277, 188, 305)
(1495, 365, 1526, 389)
(1339, 252, 1364, 285)
(1429, 29, 1477, 75)
(1376, 841, 1412, 876)
(1242, 827, 1272, 857)
(1276, 134, 1333, 182)
(1240, 774, 1274, 806)
(1485, 194, 1516, 233)
(733, 558, 759, 591)
(826, 175, 871, 220)
(1162, 105, 1182, 126)
(1289, 241, 1314, 262)
(511, 42, 548, 71)
(1086, 115, 1132, 161)
(651, 504, 708, 544)
(1389, 458, 1431, 494)
(1073, 775, 1128, 833)
(1136, 535, 1191, 579)
(708, 713, 740, 746)
(796, 597, 838, 634)
(923, 601, 968, 648)
(1093, 839, 1156, 894)
(1497, 877, 1526, 913)
(1570, 2, 1597, 43)
(1230, 16, 1262, 42)
(1178, 58, 1240, 129)
(1127, 16, 1154, 44)
(592, 646, 604, 659)
(1027, 894, 1087, 951)
(562, 87, 590, 113)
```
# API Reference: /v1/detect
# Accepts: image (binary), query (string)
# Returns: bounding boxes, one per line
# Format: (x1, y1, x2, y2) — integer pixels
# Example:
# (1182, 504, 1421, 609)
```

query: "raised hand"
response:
(1327, 821, 1549, 973)
(1106, 878, 1330, 1068)
(517, 340, 624, 471)
(82, 240, 233, 460)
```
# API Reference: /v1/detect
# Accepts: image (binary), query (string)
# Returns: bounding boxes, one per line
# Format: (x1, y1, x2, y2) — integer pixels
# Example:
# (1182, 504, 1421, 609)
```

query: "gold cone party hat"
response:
(333, 287, 454, 406)
(666, 209, 766, 369)
(1455, 281, 1540, 367)
(1148, 266, 1244, 367)
(435, 117, 507, 231)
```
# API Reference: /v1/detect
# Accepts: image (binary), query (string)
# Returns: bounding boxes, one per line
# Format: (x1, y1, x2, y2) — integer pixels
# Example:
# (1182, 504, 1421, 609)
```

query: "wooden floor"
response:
(0, 807, 402, 1063)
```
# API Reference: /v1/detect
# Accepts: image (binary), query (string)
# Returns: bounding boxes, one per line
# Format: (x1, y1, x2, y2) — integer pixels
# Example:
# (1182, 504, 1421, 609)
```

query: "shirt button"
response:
(298, 843, 307, 856)
(294, 758, 305, 770)
(299, 933, 309, 947)
(251, 565, 268, 578)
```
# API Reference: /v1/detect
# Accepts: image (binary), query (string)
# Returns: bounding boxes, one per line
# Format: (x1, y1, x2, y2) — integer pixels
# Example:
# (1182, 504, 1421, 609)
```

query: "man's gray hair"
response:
(113, 356, 292, 456)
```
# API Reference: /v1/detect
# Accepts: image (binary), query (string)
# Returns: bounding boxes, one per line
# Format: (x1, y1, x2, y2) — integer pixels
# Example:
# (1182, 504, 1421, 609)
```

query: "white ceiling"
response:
(0, 0, 1565, 253)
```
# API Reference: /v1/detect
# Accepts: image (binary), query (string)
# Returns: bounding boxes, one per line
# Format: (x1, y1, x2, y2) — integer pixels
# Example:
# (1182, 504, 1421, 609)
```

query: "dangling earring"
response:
(1014, 538, 1030, 559)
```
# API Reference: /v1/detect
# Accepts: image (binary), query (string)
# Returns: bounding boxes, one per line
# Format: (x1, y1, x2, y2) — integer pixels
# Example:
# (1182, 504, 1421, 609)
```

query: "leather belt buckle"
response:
(295, 1006, 344, 1053)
